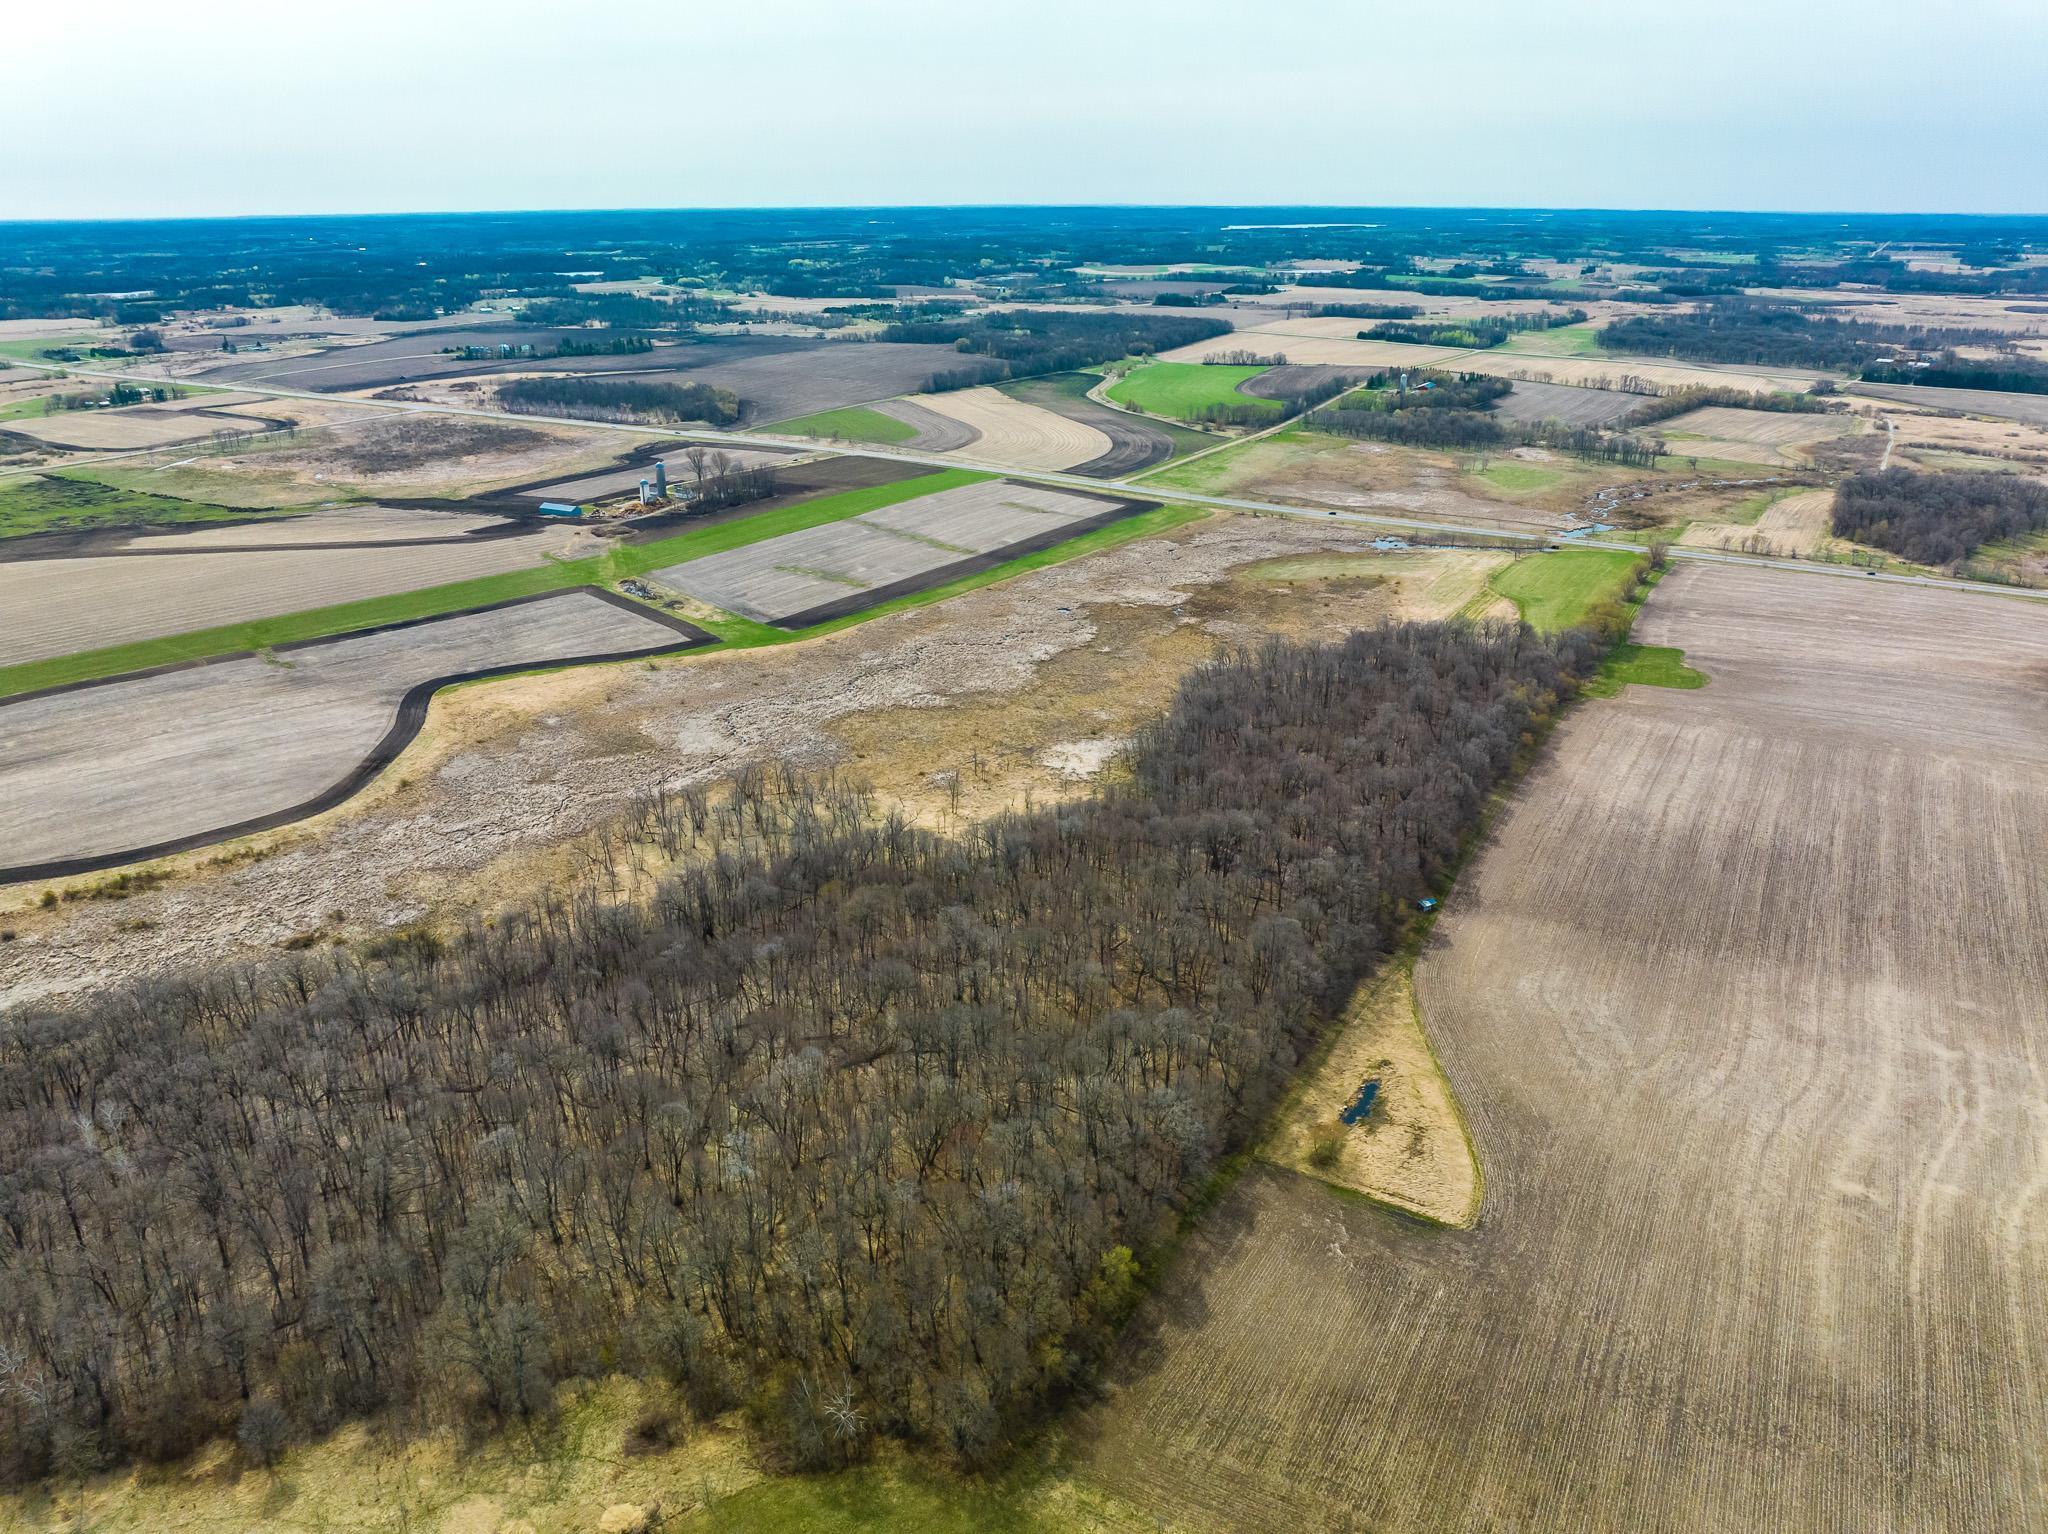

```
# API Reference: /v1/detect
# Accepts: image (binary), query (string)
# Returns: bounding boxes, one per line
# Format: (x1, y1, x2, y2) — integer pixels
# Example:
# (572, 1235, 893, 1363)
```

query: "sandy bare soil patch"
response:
(0, 591, 700, 878)
(1269, 963, 1479, 1225)
(0, 516, 1501, 1006)
(0, 522, 600, 666)
(1086, 562, 2048, 1531)
(898, 385, 1113, 470)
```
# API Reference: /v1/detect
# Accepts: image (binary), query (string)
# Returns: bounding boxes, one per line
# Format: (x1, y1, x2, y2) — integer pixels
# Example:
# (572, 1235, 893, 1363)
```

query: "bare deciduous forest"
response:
(1832, 467, 2048, 564)
(0, 623, 1591, 1484)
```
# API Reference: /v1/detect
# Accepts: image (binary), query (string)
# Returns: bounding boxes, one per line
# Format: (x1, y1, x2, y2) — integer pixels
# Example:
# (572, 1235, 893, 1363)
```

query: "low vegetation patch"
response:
(0, 474, 262, 540)
(1588, 642, 1708, 695)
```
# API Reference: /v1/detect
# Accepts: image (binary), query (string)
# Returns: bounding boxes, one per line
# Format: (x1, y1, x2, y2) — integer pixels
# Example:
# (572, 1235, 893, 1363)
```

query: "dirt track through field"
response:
(1088, 563, 2048, 1531)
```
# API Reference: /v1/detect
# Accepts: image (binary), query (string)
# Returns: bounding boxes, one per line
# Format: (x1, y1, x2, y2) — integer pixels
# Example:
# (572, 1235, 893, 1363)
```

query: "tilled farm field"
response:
(0, 522, 602, 666)
(1491, 379, 1654, 427)
(0, 590, 702, 879)
(998, 373, 1209, 476)
(1848, 380, 2048, 428)
(895, 385, 1113, 469)
(1086, 562, 2048, 1532)
(1656, 403, 1861, 464)
(650, 480, 1143, 625)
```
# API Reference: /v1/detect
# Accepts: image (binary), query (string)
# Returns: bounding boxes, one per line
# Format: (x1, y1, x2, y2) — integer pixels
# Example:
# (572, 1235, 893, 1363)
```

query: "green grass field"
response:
(768, 405, 919, 444)
(1105, 362, 1281, 422)
(0, 473, 265, 540)
(1466, 460, 1568, 495)
(1489, 548, 1642, 633)
(0, 335, 103, 364)
(0, 391, 73, 421)
(1497, 323, 1603, 358)
(1589, 642, 1708, 695)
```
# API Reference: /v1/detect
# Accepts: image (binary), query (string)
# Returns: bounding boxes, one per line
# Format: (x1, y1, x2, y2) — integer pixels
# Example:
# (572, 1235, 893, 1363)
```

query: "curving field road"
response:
(1088, 561, 2048, 1531)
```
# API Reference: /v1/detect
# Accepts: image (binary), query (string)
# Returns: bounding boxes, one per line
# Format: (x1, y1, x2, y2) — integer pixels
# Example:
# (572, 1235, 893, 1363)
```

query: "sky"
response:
(10, 0, 2048, 220)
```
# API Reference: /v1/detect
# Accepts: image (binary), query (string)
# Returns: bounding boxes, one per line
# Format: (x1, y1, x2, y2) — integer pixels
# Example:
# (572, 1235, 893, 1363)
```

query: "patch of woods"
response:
(0, 622, 1593, 1484)
(1362, 308, 1586, 349)
(1309, 372, 1661, 467)
(1860, 356, 2048, 397)
(1831, 468, 2048, 566)
(1598, 299, 1995, 372)
(1624, 384, 1840, 428)
(878, 310, 1231, 388)
(497, 376, 742, 428)
(515, 294, 734, 330)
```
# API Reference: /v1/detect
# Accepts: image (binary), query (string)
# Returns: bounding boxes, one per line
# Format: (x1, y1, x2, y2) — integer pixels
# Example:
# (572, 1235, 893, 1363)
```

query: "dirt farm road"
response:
(19, 357, 2048, 608)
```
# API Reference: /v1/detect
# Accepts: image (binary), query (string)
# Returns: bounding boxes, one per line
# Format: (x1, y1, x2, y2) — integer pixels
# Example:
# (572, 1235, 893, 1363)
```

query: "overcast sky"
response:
(11, 0, 2048, 220)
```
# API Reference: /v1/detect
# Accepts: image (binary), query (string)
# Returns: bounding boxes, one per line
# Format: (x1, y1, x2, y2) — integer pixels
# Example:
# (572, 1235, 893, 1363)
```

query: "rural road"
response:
(16, 356, 2048, 607)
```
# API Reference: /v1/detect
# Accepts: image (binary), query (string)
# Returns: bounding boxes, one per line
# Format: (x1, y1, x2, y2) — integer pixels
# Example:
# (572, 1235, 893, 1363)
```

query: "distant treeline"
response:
(0, 622, 1593, 1482)
(880, 309, 1231, 381)
(553, 334, 655, 357)
(1625, 384, 1840, 427)
(1301, 302, 1422, 320)
(1363, 308, 1587, 349)
(1598, 300, 1994, 371)
(497, 376, 740, 426)
(1832, 468, 2048, 565)
(1292, 269, 1570, 303)
(516, 293, 731, 330)
(1860, 357, 2048, 396)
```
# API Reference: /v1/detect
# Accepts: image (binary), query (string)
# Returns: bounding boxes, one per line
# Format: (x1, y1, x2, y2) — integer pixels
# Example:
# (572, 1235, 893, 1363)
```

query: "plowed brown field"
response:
(1087, 563, 2048, 1532)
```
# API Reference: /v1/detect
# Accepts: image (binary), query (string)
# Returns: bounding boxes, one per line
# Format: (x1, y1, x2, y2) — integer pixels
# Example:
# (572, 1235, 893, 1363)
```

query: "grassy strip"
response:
(1586, 642, 1707, 696)
(0, 470, 988, 698)
(768, 404, 919, 444)
(1106, 362, 1281, 421)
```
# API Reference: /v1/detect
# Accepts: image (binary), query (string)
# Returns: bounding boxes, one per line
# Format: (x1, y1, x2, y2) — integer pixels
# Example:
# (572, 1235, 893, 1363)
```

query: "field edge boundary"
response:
(0, 588, 712, 886)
